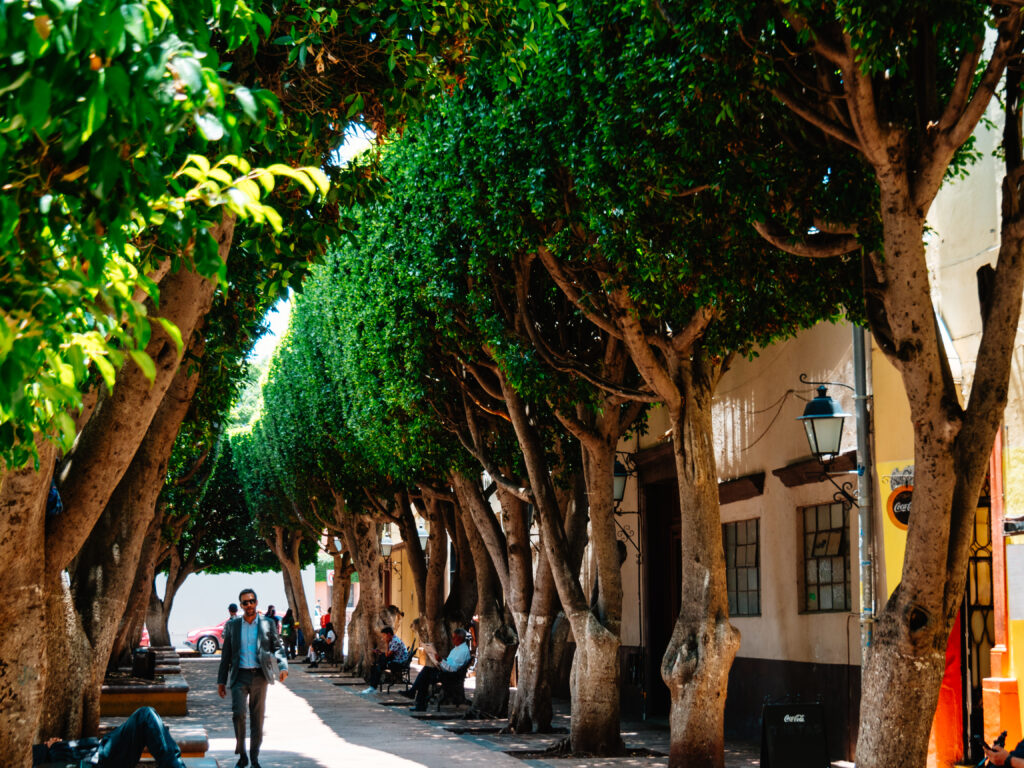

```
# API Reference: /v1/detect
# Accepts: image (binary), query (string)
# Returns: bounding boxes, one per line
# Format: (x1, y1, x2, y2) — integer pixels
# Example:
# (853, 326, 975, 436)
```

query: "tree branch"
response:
(752, 218, 861, 258)
(770, 86, 862, 151)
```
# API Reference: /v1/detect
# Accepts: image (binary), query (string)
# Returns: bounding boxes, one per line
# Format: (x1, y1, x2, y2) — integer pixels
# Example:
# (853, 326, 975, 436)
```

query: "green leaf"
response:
(303, 167, 330, 196)
(25, 77, 51, 129)
(121, 4, 151, 44)
(92, 353, 117, 389)
(173, 56, 204, 94)
(154, 317, 184, 355)
(83, 88, 108, 142)
(129, 349, 156, 382)
(56, 411, 77, 447)
(235, 86, 258, 120)
(194, 112, 225, 141)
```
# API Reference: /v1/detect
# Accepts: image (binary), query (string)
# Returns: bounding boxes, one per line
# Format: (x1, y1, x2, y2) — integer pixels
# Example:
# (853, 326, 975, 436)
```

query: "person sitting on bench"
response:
(406, 627, 470, 712)
(309, 621, 336, 668)
(32, 706, 186, 768)
(361, 625, 409, 694)
(984, 735, 1024, 766)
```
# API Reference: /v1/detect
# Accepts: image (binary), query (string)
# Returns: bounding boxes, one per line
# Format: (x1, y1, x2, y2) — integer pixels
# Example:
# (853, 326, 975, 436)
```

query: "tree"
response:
(659, 2, 1024, 764)
(320, 186, 588, 731)
(144, 437, 283, 648)
(362, 5, 862, 761)
(1, 0, 540, 759)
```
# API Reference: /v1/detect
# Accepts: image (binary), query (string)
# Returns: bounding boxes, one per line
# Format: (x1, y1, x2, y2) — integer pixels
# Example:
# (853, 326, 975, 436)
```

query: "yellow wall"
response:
(388, 545, 419, 649)
(1008, 538, 1024, 739)
(870, 343, 914, 599)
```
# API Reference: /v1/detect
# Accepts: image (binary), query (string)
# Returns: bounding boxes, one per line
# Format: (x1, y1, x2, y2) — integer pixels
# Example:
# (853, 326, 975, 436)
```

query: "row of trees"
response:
(3, 2, 1024, 768)
(235, 2, 1024, 768)
(0, 1, 545, 765)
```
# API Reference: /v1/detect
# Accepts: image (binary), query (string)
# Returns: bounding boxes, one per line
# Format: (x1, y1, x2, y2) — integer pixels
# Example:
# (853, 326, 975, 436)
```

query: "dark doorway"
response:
(643, 479, 682, 716)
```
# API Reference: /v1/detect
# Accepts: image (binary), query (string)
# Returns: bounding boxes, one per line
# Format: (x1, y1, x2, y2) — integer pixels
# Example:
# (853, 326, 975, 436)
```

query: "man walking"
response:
(217, 588, 288, 768)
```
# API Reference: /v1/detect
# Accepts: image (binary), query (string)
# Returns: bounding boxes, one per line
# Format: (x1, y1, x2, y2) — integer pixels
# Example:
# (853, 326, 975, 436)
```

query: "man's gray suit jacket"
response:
(217, 614, 288, 688)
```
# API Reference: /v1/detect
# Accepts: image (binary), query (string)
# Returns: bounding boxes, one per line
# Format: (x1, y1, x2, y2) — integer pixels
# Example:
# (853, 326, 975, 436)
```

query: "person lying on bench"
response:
(361, 625, 409, 694)
(406, 627, 470, 712)
(32, 706, 186, 768)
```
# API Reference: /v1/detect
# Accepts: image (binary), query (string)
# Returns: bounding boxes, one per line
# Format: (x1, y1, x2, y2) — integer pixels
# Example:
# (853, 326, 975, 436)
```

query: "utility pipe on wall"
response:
(853, 325, 876, 655)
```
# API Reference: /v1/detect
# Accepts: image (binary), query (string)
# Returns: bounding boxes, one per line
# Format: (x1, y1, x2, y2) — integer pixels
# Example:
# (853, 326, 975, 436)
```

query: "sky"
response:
(249, 297, 292, 363)
(247, 127, 375, 365)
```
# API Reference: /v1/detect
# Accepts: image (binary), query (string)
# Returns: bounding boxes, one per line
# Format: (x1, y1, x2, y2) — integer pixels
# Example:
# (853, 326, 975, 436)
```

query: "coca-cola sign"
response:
(887, 484, 913, 529)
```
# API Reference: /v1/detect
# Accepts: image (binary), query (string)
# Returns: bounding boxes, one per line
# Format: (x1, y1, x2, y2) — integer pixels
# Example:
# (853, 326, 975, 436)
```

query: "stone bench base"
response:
(100, 676, 189, 716)
(99, 722, 208, 758)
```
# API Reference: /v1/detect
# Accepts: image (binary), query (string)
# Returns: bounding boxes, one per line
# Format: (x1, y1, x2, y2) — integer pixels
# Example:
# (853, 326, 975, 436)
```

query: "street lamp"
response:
(798, 385, 850, 463)
(613, 460, 629, 504)
(416, 524, 428, 551)
(380, 532, 394, 558)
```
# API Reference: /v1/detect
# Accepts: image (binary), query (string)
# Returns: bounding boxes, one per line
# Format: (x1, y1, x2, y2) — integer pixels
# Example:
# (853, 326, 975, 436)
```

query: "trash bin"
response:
(131, 648, 156, 680)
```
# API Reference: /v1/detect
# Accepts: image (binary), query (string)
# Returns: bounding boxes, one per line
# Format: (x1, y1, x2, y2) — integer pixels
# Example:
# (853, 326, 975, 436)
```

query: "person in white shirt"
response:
(406, 628, 471, 711)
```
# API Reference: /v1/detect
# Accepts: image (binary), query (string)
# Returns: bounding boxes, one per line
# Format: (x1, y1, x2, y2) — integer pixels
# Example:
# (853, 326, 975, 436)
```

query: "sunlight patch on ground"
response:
(209, 681, 429, 768)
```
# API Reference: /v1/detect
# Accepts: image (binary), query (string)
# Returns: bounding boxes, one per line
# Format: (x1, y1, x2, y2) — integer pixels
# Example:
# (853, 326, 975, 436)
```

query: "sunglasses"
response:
(240, 599, 256, 606)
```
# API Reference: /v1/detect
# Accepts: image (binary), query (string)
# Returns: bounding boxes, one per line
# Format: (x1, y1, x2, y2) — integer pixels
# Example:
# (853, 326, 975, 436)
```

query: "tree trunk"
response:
(146, 578, 174, 648)
(447, 511, 478, 625)
(568, 613, 623, 752)
(509, 551, 559, 733)
(511, 615, 555, 732)
(49, 217, 233, 574)
(853, 178, 1024, 766)
(267, 525, 315, 649)
(418, 494, 451, 652)
(340, 513, 385, 675)
(50, 354, 202, 736)
(460, 486, 517, 718)
(501, 375, 623, 754)
(662, 360, 739, 768)
(38, 571, 92, 741)
(330, 548, 355, 660)
(395, 489, 428, 610)
(0, 442, 56, 768)
(110, 509, 167, 669)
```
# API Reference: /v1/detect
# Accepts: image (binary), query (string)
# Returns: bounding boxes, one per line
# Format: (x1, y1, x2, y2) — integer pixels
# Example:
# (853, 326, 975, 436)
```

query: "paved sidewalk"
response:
(146, 658, 759, 768)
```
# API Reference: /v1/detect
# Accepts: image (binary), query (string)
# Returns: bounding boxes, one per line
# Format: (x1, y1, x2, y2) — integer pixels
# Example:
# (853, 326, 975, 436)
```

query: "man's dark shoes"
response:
(235, 756, 249, 768)
(409, 705, 426, 712)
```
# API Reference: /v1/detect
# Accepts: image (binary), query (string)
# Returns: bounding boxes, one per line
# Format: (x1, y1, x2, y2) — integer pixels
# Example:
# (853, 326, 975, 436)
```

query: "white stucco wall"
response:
(157, 566, 316, 647)
(714, 322, 861, 666)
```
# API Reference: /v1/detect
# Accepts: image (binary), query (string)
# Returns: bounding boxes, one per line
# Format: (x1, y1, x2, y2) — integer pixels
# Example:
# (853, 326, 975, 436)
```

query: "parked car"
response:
(184, 619, 228, 656)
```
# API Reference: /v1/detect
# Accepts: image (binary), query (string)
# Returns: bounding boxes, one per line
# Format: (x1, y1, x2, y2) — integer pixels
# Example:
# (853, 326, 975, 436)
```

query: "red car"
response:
(185, 619, 228, 656)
